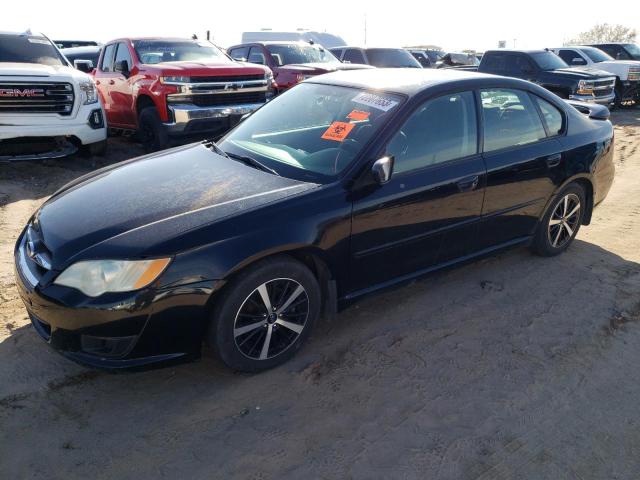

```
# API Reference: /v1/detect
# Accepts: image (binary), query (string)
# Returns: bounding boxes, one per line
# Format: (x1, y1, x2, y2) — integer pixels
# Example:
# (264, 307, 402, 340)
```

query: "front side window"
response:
(0, 34, 65, 66)
(247, 47, 267, 65)
(534, 96, 564, 136)
(229, 46, 249, 62)
(387, 91, 478, 174)
(531, 51, 568, 71)
(219, 83, 404, 182)
(100, 44, 116, 72)
(133, 40, 228, 65)
(558, 50, 586, 65)
(481, 89, 547, 152)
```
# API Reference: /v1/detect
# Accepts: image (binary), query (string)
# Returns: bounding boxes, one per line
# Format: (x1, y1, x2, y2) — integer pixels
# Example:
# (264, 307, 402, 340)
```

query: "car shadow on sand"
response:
(1, 238, 640, 478)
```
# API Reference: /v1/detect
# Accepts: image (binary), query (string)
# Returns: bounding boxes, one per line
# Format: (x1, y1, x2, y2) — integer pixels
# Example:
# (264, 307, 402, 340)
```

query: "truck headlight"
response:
(160, 76, 190, 84)
(265, 70, 275, 99)
(54, 258, 171, 297)
(577, 80, 594, 95)
(79, 79, 98, 104)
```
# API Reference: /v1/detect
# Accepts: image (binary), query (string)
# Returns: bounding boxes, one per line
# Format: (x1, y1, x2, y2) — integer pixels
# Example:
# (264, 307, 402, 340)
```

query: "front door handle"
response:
(457, 175, 479, 192)
(546, 153, 562, 167)
(109, 79, 115, 85)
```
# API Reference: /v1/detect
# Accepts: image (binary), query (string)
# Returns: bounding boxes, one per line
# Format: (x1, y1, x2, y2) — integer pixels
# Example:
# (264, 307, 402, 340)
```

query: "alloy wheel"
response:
(547, 193, 581, 249)
(233, 278, 309, 361)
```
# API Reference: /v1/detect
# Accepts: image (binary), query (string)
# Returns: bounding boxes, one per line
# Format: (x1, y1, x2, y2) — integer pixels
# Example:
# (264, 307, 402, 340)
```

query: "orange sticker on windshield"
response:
(321, 122, 355, 142)
(347, 110, 370, 121)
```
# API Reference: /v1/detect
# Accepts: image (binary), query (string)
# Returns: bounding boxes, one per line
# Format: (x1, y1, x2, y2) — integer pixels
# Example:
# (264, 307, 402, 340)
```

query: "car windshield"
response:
(266, 44, 337, 65)
(0, 34, 66, 66)
(623, 44, 640, 60)
(531, 51, 568, 71)
(219, 83, 404, 182)
(366, 49, 422, 68)
(581, 47, 614, 63)
(133, 40, 229, 64)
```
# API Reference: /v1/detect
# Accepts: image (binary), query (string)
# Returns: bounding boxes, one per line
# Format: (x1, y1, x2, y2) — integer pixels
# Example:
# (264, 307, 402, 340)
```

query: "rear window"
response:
(365, 49, 422, 68)
(0, 34, 65, 66)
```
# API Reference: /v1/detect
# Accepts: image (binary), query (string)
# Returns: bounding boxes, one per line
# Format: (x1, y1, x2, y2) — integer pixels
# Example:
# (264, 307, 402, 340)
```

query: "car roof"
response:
(484, 49, 549, 54)
(307, 68, 514, 96)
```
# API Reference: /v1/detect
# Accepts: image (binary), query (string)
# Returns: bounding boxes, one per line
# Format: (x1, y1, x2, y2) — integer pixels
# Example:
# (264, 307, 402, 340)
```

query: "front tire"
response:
(531, 183, 586, 257)
(137, 107, 169, 152)
(208, 256, 321, 372)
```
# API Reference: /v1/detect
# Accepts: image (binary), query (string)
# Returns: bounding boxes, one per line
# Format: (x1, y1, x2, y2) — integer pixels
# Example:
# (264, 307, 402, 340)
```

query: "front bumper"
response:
(569, 92, 615, 106)
(0, 105, 107, 145)
(14, 233, 216, 370)
(164, 102, 264, 136)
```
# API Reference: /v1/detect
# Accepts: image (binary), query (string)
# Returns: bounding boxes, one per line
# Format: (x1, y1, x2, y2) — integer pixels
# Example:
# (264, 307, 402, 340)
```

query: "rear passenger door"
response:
(349, 91, 486, 291)
(478, 88, 566, 249)
(94, 43, 117, 125)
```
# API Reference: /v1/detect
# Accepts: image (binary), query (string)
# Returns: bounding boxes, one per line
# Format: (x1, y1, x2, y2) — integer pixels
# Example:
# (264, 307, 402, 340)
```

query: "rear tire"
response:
(208, 256, 321, 372)
(531, 183, 586, 257)
(137, 107, 169, 152)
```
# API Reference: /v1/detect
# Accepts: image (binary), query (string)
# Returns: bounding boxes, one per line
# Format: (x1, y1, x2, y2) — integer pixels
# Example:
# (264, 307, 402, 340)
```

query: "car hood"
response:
(552, 66, 616, 79)
(278, 62, 372, 73)
(143, 61, 269, 77)
(35, 143, 316, 269)
(0, 62, 87, 81)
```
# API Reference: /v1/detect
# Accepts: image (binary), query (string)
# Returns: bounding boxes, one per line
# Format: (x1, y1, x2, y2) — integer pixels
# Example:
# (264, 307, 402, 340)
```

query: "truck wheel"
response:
(79, 139, 107, 157)
(138, 107, 169, 152)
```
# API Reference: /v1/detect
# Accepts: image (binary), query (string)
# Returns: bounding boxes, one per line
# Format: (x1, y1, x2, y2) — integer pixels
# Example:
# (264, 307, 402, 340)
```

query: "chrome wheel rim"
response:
(233, 278, 309, 361)
(548, 193, 581, 249)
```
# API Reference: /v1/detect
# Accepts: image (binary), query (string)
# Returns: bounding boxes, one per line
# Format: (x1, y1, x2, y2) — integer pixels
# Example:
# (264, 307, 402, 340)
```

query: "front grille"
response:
(594, 88, 614, 97)
(0, 82, 74, 116)
(594, 79, 614, 89)
(629, 68, 640, 81)
(169, 91, 267, 107)
(190, 74, 265, 83)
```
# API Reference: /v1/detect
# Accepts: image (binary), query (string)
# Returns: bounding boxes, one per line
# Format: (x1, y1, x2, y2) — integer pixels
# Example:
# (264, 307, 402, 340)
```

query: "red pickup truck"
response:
(93, 37, 274, 150)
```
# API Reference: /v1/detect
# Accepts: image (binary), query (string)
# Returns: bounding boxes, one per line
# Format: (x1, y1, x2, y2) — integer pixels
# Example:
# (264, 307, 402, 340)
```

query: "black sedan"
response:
(15, 69, 615, 372)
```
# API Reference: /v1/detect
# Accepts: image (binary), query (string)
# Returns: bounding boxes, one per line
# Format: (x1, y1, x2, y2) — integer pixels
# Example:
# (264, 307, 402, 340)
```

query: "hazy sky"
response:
(5, 0, 640, 51)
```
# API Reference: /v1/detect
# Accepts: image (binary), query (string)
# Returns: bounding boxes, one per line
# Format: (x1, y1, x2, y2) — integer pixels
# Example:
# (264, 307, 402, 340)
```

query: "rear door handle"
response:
(457, 175, 479, 192)
(546, 153, 562, 167)
(108, 79, 115, 85)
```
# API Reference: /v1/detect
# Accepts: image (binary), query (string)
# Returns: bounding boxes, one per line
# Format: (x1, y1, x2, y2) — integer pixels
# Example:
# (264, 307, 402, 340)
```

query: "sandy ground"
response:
(1, 112, 640, 479)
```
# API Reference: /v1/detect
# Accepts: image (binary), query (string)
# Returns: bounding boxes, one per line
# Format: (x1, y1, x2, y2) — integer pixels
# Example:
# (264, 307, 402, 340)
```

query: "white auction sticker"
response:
(352, 92, 399, 112)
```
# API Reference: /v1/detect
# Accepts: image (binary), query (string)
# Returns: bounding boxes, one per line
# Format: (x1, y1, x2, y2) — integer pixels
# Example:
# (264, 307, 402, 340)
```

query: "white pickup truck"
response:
(552, 46, 640, 107)
(0, 31, 107, 161)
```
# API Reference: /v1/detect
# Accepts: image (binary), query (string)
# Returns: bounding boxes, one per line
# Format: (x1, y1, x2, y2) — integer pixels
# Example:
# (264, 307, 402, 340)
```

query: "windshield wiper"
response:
(224, 151, 280, 176)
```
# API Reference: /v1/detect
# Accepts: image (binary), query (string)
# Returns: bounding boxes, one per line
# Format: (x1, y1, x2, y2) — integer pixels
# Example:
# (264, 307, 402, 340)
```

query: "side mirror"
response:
(372, 156, 394, 185)
(114, 59, 130, 76)
(74, 59, 93, 73)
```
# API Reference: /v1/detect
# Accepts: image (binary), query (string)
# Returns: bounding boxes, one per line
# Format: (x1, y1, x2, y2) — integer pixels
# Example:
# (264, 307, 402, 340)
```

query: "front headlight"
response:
(79, 79, 98, 105)
(577, 80, 594, 95)
(160, 76, 190, 84)
(54, 258, 171, 297)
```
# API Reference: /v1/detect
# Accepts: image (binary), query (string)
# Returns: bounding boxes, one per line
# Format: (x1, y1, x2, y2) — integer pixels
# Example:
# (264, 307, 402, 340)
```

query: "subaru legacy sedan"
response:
(15, 69, 615, 372)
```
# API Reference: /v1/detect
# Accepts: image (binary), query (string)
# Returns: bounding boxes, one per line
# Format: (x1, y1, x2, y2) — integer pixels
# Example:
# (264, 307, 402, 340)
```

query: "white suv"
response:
(552, 46, 640, 107)
(0, 31, 107, 161)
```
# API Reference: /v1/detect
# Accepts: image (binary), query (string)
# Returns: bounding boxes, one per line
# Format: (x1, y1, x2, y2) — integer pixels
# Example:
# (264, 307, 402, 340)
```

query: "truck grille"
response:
(191, 91, 267, 107)
(0, 82, 74, 116)
(594, 87, 614, 97)
(629, 67, 640, 82)
(189, 74, 265, 83)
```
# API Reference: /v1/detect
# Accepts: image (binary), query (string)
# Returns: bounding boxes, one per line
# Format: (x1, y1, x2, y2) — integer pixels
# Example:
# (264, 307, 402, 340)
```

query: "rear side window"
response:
(343, 49, 365, 64)
(100, 44, 115, 72)
(534, 96, 564, 136)
(388, 91, 478, 174)
(481, 89, 547, 152)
